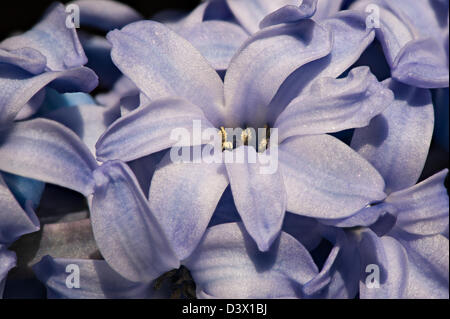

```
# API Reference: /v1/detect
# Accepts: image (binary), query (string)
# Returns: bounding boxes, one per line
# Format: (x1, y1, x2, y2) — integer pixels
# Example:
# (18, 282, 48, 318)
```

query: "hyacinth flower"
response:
(0, 3, 98, 126)
(29, 202, 323, 298)
(32, 256, 156, 299)
(0, 174, 40, 298)
(305, 81, 450, 298)
(0, 117, 184, 283)
(94, 10, 396, 262)
(184, 73, 448, 299)
(309, 168, 449, 299)
(0, 119, 323, 299)
(29, 218, 322, 298)
(25, 216, 163, 298)
(351, 0, 449, 88)
(184, 222, 321, 298)
(161, 0, 345, 71)
(67, 0, 143, 90)
(96, 0, 333, 110)
(0, 1, 133, 216)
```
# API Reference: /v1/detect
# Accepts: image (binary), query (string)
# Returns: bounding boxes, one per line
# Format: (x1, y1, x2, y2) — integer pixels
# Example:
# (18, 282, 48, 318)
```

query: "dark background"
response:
(0, 0, 201, 40)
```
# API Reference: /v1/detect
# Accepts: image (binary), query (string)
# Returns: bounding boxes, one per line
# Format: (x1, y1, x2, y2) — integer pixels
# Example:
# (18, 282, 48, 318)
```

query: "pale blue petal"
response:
(0, 3, 87, 71)
(71, 0, 142, 31)
(358, 229, 409, 299)
(0, 175, 39, 244)
(33, 256, 155, 299)
(148, 150, 229, 260)
(275, 66, 393, 141)
(226, 0, 299, 33)
(279, 134, 386, 219)
(351, 79, 434, 193)
(0, 119, 97, 196)
(268, 10, 375, 121)
(107, 21, 225, 126)
(96, 98, 215, 163)
(260, 0, 318, 28)
(224, 19, 332, 127)
(0, 247, 16, 298)
(0, 64, 98, 126)
(392, 230, 449, 299)
(386, 170, 449, 236)
(91, 160, 179, 282)
(185, 222, 318, 298)
(179, 21, 248, 70)
(225, 146, 287, 251)
(304, 228, 360, 298)
(0, 47, 46, 74)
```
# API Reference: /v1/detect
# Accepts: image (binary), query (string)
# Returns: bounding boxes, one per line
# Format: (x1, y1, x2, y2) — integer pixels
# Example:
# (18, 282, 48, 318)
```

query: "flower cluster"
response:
(0, 0, 448, 299)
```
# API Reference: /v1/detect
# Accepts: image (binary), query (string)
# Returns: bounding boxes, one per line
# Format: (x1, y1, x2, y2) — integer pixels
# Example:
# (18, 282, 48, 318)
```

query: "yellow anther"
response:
(241, 128, 252, 145)
(219, 127, 227, 141)
(259, 138, 268, 152)
(223, 141, 234, 150)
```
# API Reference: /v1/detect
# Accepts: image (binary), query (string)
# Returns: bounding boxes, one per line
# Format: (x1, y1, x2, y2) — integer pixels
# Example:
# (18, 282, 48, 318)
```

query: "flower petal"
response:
(282, 213, 322, 251)
(0, 64, 98, 126)
(0, 47, 46, 74)
(225, 146, 286, 251)
(275, 66, 393, 141)
(392, 37, 449, 88)
(149, 150, 229, 260)
(107, 21, 225, 126)
(386, 170, 449, 236)
(0, 247, 16, 298)
(304, 228, 360, 298)
(226, 0, 299, 34)
(351, 0, 448, 88)
(0, 3, 87, 71)
(393, 231, 449, 299)
(259, 0, 318, 29)
(95, 75, 139, 109)
(268, 10, 375, 121)
(179, 21, 248, 70)
(0, 118, 97, 196)
(72, 0, 142, 31)
(0, 175, 39, 244)
(351, 79, 434, 193)
(358, 229, 409, 299)
(350, 1, 414, 66)
(279, 134, 386, 219)
(44, 104, 119, 157)
(259, 0, 318, 28)
(33, 256, 155, 299)
(319, 202, 397, 228)
(314, 0, 344, 20)
(91, 160, 179, 282)
(185, 222, 318, 298)
(96, 97, 215, 163)
(224, 18, 332, 127)
(14, 89, 47, 121)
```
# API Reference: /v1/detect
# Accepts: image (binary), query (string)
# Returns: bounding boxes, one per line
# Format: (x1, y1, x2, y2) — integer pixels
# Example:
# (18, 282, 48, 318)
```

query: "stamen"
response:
(259, 138, 268, 152)
(241, 128, 252, 145)
(258, 124, 271, 152)
(219, 126, 233, 151)
(217, 125, 272, 152)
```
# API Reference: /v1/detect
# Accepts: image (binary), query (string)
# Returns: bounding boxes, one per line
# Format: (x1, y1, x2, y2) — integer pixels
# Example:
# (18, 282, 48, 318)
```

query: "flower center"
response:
(154, 266, 196, 299)
(218, 125, 271, 152)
